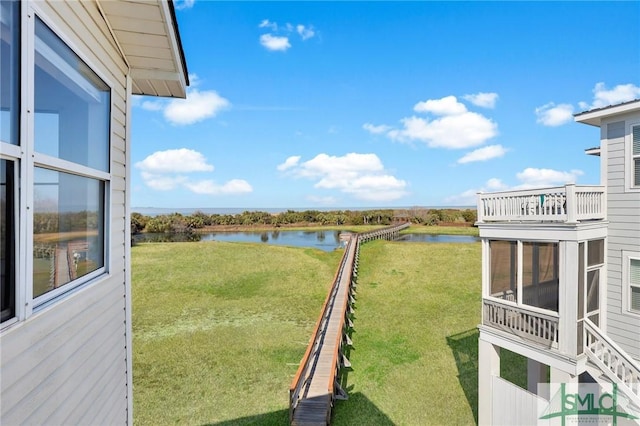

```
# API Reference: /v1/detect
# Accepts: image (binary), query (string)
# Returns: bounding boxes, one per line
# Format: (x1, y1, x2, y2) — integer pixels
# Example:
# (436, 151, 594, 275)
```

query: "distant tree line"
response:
(131, 208, 477, 235)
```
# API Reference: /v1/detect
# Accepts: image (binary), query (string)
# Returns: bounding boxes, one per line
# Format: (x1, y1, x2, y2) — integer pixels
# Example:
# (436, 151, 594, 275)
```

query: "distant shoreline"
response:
(132, 206, 475, 217)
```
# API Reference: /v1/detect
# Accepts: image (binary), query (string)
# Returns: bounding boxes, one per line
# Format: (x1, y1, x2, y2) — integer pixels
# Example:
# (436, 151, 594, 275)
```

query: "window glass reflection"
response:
(1, 160, 15, 321)
(33, 167, 104, 298)
(0, 0, 20, 145)
(34, 17, 110, 171)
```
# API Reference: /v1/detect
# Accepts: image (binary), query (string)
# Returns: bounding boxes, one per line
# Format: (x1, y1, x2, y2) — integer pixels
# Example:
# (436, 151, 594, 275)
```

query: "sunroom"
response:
(477, 184, 607, 361)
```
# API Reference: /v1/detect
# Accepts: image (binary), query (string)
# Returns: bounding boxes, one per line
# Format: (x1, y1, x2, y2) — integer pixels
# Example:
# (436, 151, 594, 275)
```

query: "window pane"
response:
(33, 168, 104, 298)
(34, 17, 110, 171)
(631, 287, 640, 312)
(587, 269, 599, 313)
(631, 259, 640, 312)
(489, 240, 517, 302)
(587, 239, 604, 266)
(635, 158, 640, 187)
(522, 242, 559, 312)
(1, 160, 15, 321)
(0, 0, 20, 145)
(631, 259, 640, 285)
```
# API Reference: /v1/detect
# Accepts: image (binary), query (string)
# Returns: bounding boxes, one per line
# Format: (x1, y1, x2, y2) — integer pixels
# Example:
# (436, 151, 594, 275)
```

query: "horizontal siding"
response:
(0, 1, 131, 425)
(604, 118, 640, 361)
(1, 276, 126, 423)
(20, 304, 126, 424)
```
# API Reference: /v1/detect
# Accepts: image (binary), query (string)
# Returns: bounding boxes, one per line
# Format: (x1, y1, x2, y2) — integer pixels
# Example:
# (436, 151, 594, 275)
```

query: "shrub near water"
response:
(132, 241, 343, 425)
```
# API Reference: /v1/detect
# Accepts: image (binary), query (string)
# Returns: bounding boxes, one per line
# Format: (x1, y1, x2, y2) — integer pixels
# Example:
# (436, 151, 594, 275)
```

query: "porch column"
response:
(478, 338, 500, 426)
(527, 359, 549, 399)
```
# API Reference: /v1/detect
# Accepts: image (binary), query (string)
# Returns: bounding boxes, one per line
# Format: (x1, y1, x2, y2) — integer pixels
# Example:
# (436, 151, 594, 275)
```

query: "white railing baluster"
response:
(476, 185, 605, 223)
(583, 319, 640, 408)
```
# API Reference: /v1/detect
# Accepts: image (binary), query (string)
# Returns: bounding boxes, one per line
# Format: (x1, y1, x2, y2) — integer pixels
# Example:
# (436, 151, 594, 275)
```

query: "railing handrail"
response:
(289, 224, 408, 423)
(583, 318, 640, 406)
(483, 298, 560, 322)
(477, 184, 606, 223)
(477, 184, 604, 198)
(288, 238, 352, 405)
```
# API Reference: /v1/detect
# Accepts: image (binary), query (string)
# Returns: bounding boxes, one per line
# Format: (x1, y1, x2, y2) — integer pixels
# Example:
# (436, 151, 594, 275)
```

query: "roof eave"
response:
(574, 99, 640, 127)
(99, 0, 189, 99)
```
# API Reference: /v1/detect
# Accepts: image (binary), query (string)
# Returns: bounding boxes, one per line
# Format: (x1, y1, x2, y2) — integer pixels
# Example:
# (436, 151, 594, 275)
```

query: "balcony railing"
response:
(483, 299, 559, 348)
(477, 184, 606, 223)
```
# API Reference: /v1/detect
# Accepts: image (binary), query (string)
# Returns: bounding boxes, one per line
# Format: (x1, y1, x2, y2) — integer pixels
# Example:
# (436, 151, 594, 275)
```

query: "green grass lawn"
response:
(332, 240, 482, 425)
(132, 238, 493, 425)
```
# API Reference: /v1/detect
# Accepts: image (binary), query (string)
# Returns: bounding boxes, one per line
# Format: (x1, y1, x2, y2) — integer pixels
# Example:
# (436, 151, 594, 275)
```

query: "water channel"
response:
(133, 230, 479, 252)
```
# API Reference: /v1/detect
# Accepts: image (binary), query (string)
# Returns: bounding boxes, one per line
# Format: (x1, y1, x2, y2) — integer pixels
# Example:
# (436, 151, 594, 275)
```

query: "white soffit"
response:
(98, 0, 188, 98)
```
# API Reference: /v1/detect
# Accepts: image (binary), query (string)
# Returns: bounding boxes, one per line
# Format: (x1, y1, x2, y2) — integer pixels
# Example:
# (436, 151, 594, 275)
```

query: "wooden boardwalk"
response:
(289, 224, 409, 425)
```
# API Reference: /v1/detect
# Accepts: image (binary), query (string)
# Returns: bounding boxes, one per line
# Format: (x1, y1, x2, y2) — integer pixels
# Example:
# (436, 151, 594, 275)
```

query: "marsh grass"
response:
(132, 239, 492, 425)
(132, 241, 343, 425)
(331, 240, 482, 425)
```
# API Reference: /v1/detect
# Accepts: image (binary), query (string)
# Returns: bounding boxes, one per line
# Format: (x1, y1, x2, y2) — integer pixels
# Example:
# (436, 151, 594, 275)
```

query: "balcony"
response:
(483, 299, 559, 349)
(477, 184, 606, 223)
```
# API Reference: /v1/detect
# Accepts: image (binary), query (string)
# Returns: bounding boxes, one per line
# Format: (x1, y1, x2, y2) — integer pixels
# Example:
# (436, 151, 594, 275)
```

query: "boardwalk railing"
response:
(477, 184, 606, 223)
(289, 223, 409, 425)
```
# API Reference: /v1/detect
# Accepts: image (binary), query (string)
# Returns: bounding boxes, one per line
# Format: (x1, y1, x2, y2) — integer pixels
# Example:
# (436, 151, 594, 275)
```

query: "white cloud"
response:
(140, 100, 164, 111)
(388, 112, 498, 149)
(589, 82, 640, 109)
(260, 33, 291, 51)
(383, 95, 497, 149)
(463, 92, 498, 109)
(457, 145, 507, 164)
(135, 148, 214, 173)
(164, 89, 230, 125)
(446, 166, 584, 206)
(297, 24, 315, 40)
(259, 19, 278, 31)
(174, 0, 194, 10)
(535, 102, 574, 127)
(414, 95, 467, 115)
(184, 179, 253, 195)
(277, 156, 301, 171)
(139, 172, 187, 191)
(515, 167, 583, 187)
(363, 123, 391, 134)
(136, 149, 251, 196)
(445, 177, 511, 205)
(280, 152, 408, 202)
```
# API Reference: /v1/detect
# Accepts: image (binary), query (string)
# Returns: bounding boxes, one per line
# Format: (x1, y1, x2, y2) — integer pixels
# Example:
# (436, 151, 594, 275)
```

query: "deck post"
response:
(478, 337, 500, 426)
(565, 184, 578, 224)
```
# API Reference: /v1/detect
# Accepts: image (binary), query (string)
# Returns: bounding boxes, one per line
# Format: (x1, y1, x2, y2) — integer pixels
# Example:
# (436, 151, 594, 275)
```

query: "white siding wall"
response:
(0, 0, 131, 424)
(605, 119, 640, 360)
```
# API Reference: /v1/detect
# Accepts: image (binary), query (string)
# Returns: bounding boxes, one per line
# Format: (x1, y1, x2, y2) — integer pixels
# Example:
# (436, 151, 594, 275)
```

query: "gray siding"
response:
(0, 0, 130, 424)
(605, 120, 640, 360)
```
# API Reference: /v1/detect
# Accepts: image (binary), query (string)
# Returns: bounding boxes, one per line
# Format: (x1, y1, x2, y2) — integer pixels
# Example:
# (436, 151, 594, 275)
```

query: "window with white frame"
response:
(632, 125, 640, 189)
(1, 2, 110, 324)
(624, 252, 640, 315)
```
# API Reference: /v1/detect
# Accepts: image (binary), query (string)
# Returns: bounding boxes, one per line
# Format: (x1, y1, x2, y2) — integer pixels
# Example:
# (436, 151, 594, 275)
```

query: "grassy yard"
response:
(132, 238, 503, 425)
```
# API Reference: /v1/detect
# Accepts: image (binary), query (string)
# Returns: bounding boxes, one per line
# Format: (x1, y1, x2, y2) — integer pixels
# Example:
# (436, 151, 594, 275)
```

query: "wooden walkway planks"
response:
(289, 224, 409, 425)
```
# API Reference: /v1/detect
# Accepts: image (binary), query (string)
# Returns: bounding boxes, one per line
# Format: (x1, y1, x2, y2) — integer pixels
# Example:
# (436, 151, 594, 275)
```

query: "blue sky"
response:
(130, 1, 640, 209)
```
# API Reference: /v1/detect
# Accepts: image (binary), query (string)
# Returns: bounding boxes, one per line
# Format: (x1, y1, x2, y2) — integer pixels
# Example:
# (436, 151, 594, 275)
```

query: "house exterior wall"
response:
(0, 0, 131, 424)
(603, 115, 640, 360)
